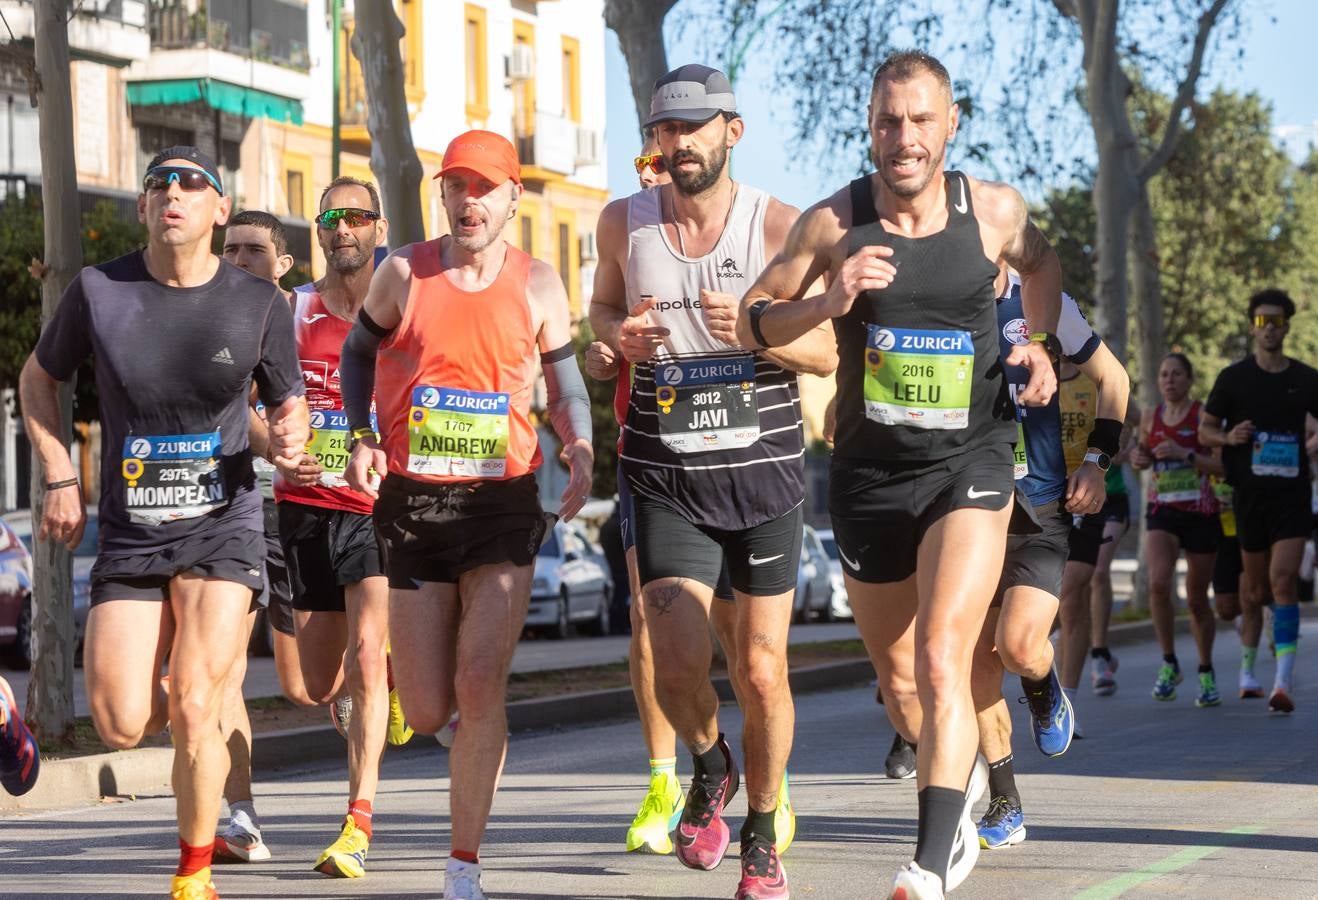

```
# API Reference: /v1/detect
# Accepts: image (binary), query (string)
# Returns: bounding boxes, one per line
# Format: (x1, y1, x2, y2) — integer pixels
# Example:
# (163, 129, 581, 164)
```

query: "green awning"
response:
(127, 79, 303, 126)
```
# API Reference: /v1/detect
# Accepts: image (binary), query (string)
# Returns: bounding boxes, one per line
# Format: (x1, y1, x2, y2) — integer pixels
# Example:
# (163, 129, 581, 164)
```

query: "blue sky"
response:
(602, 0, 1317, 211)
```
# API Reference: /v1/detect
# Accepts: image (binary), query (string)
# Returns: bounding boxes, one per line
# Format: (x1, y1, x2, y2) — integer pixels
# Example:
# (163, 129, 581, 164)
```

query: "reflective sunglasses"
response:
(1253, 313, 1288, 328)
(633, 153, 666, 176)
(316, 207, 381, 230)
(142, 165, 222, 194)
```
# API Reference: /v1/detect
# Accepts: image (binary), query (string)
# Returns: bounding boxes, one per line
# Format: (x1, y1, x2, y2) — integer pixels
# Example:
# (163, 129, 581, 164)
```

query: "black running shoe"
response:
(884, 732, 916, 780)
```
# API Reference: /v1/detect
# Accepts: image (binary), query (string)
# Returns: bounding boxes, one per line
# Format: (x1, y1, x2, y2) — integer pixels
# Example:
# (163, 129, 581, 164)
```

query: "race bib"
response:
(307, 409, 352, 487)
(863, 326, 973, 430)
(654, 356, 759, 453)
(407, 386, 509, 477)
(1154, 460, 1200, 504)
(1013, 420, 1029, 480)
(121, 431, 227, 525)
(1251, 431, 1300, 478)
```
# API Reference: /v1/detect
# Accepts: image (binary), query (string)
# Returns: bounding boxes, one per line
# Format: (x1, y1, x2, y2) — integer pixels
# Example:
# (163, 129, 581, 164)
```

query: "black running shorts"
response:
(1235, 485, 1311, 554)
(89, 526, 265, 605)
(373, 473, 551, 589)
(632, 493, 802, 597)
(993, 501, 1070, 607)
(1213, 533, 1242, 597)
(259, 499, 295, 635)
(829, 445, 1015, 584)
(279, 501, 384, 613)
(1146, 505, 1221, 555)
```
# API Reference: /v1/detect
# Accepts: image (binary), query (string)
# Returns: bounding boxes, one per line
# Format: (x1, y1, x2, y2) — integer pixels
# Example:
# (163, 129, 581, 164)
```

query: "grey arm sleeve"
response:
(542, 347, 592, 447)
(340, 309, 391, 432)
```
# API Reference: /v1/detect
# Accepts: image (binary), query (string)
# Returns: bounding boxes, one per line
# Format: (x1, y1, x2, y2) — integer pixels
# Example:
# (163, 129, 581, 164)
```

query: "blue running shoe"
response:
(1021, 665, 1074, 757)
(977, 796, 1026, 849)
(1151, 663, 1181, 701)
(0, 676, 39, 796)
(1194, 670, 1221, 708)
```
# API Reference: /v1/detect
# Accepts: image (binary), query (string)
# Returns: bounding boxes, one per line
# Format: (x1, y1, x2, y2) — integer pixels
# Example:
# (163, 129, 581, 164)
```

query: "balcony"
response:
(516, 111, 580, 177)
(149, 0, 310, 72)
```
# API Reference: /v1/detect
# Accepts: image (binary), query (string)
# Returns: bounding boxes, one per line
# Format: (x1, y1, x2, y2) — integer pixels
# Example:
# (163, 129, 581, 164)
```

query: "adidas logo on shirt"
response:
(212, 347, 235, 365)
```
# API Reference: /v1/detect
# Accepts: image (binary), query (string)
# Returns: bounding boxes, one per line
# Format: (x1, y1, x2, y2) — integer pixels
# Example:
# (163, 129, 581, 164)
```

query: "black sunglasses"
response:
(142, 165, 222, 194)
(316, 207, 381, 229)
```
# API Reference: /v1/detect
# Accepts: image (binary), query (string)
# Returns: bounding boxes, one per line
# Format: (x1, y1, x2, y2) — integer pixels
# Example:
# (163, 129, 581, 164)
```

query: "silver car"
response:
(814, 527, 853, 621)
(3, 508, 96, 665)
(524, 521, 613, 639)
(794, 524, 837, 623)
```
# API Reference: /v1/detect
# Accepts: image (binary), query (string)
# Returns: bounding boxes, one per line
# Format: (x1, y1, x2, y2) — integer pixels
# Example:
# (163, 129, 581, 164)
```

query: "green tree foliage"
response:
(572, 323, 620, 498)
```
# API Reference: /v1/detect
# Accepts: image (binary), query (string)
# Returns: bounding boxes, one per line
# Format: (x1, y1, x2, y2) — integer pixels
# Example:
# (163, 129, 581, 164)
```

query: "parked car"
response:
(4, 508, 96, 665)
(0, 518, 33, 668)
(525, 520, 613, 639)
(794, 525, 835, 623)
(814, 527, 853, 621)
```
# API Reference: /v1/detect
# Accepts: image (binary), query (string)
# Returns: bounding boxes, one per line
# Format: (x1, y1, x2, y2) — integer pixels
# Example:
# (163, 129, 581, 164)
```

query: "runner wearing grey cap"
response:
(590, 63, 834, 900)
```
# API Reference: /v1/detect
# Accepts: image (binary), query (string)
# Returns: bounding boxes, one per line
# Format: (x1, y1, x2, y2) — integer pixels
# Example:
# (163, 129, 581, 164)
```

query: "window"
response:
(400, 0, 424, 99)
(464, 4, 488, 122)
(561, 36, 580, 123)
(557, 222, 570, 291)
(520, 216, 534, 255)
(286, 169, 305, 219)
(512, 20, 536, 137)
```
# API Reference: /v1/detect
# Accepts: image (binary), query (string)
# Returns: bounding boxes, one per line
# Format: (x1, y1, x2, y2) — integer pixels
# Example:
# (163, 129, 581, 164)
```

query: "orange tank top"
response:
(375, 239, 543, 483)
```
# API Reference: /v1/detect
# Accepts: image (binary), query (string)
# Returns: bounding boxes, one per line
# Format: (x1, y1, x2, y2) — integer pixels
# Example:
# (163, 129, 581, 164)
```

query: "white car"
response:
(524, 521, 614, 639)
(814, 527, 853, 621)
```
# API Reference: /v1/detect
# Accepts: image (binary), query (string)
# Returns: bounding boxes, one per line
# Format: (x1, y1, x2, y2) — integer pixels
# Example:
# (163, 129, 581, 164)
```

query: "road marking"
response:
(1074, 824, 1266, 899)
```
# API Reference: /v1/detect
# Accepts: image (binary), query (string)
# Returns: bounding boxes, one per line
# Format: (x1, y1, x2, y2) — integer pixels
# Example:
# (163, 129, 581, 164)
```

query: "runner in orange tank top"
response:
(339, 130, 592, 900)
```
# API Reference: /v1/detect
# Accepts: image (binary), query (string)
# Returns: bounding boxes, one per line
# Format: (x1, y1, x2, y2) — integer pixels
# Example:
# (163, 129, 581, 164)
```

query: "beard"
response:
(872, 139, 946, 200)
(327, 241, 373, 274)
(667, 142, 727, 197)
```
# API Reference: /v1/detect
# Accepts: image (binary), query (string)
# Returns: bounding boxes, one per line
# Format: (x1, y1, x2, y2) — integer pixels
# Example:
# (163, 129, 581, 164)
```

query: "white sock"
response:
(446, 857, 481, 879)
(1276, 651, 1297, 692)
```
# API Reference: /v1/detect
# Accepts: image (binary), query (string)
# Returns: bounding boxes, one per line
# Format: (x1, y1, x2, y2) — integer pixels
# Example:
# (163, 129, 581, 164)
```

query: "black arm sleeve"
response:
(253, 288, 304, 407)
(341, 308, 392, 432)
(34, 272, 92, 381)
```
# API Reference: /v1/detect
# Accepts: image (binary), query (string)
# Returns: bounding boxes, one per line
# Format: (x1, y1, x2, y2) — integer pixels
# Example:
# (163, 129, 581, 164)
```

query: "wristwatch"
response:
(1083, 450, 1111, 472)
(347, 427, 378, 453)
(1028, 331, 1063, 362)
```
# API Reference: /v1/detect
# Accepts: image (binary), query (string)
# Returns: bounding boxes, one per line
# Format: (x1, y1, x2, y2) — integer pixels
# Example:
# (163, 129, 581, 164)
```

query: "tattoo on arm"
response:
(648, 579, 686, 616)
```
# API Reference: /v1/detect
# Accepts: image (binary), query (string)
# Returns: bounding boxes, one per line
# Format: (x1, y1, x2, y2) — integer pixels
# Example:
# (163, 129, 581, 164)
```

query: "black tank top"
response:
(833, 172, 1013, 463)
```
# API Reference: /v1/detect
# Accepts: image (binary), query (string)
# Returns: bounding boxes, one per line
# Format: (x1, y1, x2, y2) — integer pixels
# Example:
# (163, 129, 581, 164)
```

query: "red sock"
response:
(176, 838, 214, 877)
(348, 799, 374, 838)
(450, 849, 479, 864)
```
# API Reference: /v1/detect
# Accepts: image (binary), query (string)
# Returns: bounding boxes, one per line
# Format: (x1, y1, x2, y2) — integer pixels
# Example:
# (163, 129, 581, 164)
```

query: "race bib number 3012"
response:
(121, 431, 226, 525)
(655, 355, 759, 453)
(864, 325, 973, 430)
(407, 386, 509, 477)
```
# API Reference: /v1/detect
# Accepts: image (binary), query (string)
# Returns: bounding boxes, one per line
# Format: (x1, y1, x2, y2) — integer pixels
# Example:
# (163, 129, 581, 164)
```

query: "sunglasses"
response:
(316, 207, 381, 230)
(143, 166, 222, 194)
(633, 153, 666, 176)
(1253, 314, 1288, 328)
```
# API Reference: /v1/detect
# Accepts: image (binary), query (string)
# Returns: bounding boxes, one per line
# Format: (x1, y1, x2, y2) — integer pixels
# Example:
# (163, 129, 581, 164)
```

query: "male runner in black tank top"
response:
(739, 51, 1063, 899)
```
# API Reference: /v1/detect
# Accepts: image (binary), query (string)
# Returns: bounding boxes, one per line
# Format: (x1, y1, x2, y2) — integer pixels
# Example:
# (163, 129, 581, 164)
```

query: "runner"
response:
(970, 264, 1128, 851)
(1130, 353, 1225, 706)
(589, 65, 833, 899)
(1201, 289, 1318, 712)
(18, 145, 308, 900)
(739, 50, 1063, 898)
(0, 675, 39, 796)
(340, 130, 592, 900)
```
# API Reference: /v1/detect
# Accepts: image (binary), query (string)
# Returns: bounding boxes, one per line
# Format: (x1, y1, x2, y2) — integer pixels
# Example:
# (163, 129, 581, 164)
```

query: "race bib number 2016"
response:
(121, 431, 227, 525)
(864, 325, 973, 430)
(407, 386, 509, 477)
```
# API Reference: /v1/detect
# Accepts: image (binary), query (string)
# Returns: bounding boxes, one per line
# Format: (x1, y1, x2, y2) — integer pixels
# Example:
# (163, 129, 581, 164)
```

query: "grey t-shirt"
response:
(35, 250, 303, 553)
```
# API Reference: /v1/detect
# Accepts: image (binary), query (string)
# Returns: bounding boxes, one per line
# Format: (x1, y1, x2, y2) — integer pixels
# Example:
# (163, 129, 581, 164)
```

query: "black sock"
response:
(1198, 664, 1213, 674)
(1020, 674, 1049, 693)
(1091, 646, 1111, 661)
(913, 786, 964, 886)
(1163, 654, 1179, 669)
(693, 737, 727, 783)
(987, 755, 1020, 807)
(740, 807, 776, 847)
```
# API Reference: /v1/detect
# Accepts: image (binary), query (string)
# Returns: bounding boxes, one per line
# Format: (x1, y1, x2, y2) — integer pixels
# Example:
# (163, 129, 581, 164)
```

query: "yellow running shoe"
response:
(385, 649, 414, 746)
(313, 816, 369, 878)
(626, 771, 684, 854)
(774, 771, 796, 855)
(170, 867, 218, 899)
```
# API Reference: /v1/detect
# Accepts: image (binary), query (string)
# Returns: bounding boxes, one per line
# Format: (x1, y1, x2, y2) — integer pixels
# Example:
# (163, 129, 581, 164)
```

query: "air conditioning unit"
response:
(574, 126, 600, 166)
(579, 232, 598, 262)
(506, 44, 535, 81)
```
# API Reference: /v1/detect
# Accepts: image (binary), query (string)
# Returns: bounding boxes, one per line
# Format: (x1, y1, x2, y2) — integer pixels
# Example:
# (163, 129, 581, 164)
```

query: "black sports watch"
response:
(1028, 331, 1063, 362)
(1083, 450, 1111, 472)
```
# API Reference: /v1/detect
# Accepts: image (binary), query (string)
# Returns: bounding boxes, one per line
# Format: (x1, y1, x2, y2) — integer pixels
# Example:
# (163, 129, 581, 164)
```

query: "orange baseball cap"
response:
(435, 130, 522, 186)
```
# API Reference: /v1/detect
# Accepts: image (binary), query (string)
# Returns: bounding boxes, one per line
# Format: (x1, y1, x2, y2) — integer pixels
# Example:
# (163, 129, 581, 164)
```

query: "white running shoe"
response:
(1239, 670, 1265, 699)
(330, 694, 353, 739)
(436, 712, 461, 748)
(444, 859, 486, 899)
(944, 754, 988, 891)
(216, 811, 272, 862)
(889, 861, 944, 899)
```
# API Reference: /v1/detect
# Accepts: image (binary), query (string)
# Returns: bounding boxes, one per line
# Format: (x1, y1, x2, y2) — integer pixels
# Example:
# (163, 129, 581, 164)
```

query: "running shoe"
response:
(884, 732, 917, 779)
(214, 811, 271, 862)
(169, 869, 218, 899)
(889, 860, 944, 900)
(385, 650, 413, 746)
(1021, 666, 1074, 757)
(977, 796, 1026, 849)
(436, 712, 460, 748)
(314, 815, 369, 878)
(944, 754, 987, 892)
(1239, 671, 1265, 699)
(443, 859, 486, 900)
(774, 771, 796, 855)
(673, 735, 739, 871)
(330, 694, 353, 739)
(0, 676, 39, 796)
(735, 836, 789, 900)
(1090, 654, 1119, 696)
(1268, 688, 1295, 714)
(625, 770, 683, 854)
(1151, 663, 1181, 701)
(1194, 671, 1222, 708)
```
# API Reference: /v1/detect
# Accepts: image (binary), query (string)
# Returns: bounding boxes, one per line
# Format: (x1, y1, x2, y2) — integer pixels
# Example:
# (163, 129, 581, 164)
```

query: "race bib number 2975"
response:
(121, 431, 227, 525)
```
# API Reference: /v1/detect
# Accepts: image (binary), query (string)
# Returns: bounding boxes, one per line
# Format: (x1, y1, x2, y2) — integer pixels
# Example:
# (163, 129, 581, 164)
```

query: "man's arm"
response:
(19, 354, 85, 548)
(752, 198, 838, 377)
(1200, 372, 1252, 448)
(586, 199, 632, 352)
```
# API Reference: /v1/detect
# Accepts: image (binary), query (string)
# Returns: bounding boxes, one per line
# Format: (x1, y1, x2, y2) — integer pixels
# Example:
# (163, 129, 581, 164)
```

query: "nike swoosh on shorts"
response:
(748, 553, 784, 566)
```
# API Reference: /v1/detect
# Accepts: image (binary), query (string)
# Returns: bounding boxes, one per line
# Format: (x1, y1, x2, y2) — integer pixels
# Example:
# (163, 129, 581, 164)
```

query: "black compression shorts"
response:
(993, 501, 1070, 607)
(1146, 505, 1221, 556)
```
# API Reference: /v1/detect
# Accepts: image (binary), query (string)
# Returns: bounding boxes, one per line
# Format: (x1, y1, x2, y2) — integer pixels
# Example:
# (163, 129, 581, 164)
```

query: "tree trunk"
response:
(351, 1, 425, 247)
(1127, 185, 1163, 612)
(30, 0, 79, 742)
(604, 0, 679, 133)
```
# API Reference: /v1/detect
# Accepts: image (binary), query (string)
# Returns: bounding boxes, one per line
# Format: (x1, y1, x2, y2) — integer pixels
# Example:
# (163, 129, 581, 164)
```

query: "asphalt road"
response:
(3, 625, 1316, 899)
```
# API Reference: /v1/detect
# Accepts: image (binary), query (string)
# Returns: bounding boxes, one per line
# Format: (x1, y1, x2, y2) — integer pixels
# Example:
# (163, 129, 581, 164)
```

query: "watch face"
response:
(1097, 453, 1111, 470)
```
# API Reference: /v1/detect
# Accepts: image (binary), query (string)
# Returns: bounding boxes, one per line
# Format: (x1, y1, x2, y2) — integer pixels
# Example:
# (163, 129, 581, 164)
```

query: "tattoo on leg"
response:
(751, 631, 774, 649)
(648, 579, 685, 616)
